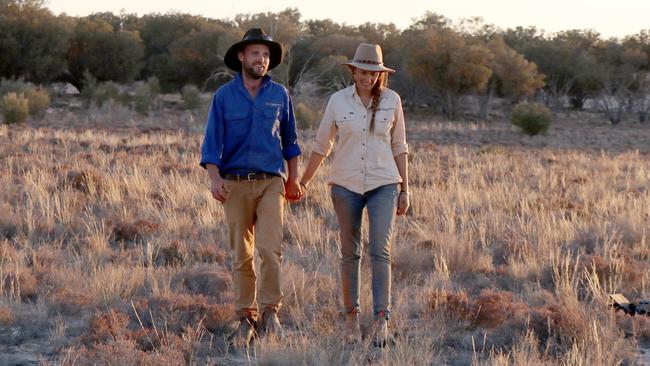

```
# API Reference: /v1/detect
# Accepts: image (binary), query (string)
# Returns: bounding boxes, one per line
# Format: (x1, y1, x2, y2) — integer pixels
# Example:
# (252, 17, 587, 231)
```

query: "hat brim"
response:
(343, 61, 395, 74)
(224, 40, 283, 72)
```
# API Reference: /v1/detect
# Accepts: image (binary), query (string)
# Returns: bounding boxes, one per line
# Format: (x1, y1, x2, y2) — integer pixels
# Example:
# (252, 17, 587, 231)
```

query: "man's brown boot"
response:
(261, 309, 284, 338)
(228, 317, 256, 348)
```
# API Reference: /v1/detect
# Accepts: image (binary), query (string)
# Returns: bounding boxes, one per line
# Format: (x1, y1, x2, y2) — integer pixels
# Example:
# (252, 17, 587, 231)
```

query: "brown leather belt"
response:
(223, 172, 277, 181)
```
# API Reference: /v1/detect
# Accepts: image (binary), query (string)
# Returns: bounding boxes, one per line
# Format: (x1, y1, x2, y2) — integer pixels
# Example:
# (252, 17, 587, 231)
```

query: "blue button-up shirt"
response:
(200, 73, 301, 179)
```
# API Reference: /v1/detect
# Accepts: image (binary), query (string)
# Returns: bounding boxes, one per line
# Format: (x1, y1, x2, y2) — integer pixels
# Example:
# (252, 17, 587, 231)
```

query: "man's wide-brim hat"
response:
(224, 28, 283, 72)
(342, 43, 395, 73)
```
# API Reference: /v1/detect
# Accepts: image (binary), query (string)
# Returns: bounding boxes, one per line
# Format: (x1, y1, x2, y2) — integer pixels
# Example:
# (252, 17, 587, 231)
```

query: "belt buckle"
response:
(247, 172, 256, 181)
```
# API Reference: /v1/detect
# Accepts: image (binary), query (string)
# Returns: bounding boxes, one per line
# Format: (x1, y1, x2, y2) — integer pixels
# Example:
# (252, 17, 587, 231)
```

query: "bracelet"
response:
(399, 191, 409, 196)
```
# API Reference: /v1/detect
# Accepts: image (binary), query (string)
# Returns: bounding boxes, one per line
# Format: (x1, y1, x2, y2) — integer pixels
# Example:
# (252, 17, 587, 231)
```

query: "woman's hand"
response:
(396, 191, 409, 215)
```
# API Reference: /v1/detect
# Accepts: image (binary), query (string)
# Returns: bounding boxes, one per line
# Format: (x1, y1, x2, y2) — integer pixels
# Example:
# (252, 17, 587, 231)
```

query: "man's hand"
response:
(396, 191, 409, 215)
(284, 178, 303, 201)
(210, 176, 229, 203)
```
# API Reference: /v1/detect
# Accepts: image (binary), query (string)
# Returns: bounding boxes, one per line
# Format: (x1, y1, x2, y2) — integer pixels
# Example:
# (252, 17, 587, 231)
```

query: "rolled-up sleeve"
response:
(200, 94, 224, 169)
(280, 93, 302, 160)
(311, 97, 337, 157)
(391, 94, 409, 157)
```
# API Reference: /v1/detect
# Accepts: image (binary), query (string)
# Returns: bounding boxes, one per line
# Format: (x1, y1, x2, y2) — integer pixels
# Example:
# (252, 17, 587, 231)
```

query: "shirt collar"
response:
(235, 72, 273, 89)
(347, 84, 372, 109)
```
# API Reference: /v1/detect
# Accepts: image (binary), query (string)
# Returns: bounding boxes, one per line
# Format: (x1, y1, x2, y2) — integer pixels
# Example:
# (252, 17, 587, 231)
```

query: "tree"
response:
(86, 11, 142, 32)
(503, 28, 599, 110)
(404, 27, 493, 119)
(166, 24, 239, 91)
(478, 36, 545, 120)
(235, 8, 304, 87)
(67, 18, 144, 88)
(0, 0, 72, 82)
(139, 13, 206, 88)
(591, 42, 646, 124)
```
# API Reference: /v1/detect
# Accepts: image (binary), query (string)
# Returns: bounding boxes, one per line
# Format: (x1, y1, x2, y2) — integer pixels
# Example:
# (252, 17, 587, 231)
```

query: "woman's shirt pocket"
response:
(374, 108, 394, 137)
(335, 111, 361, 135)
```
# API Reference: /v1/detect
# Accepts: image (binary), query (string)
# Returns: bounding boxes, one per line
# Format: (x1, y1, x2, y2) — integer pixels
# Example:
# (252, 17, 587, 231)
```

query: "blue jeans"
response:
(330, 183, 398, 320)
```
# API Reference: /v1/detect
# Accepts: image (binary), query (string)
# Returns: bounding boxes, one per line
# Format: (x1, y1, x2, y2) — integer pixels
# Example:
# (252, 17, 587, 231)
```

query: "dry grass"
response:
(1, 107, 649, 365)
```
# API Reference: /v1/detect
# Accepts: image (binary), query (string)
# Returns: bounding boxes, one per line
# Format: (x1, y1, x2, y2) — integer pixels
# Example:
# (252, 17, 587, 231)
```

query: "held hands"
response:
(396, 191, 410, 215)
(285, 178, 304, 202)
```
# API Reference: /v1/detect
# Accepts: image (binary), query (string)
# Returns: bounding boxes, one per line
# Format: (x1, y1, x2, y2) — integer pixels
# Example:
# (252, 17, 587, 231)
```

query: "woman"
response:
(299, 43, 409, 346)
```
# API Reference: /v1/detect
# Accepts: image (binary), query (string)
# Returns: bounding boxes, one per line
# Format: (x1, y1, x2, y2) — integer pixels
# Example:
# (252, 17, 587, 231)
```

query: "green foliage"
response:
(181, 85, 202, 110)
(132, 78, 161, 116)
(80, 70, 98, 108)
(234, 8, 302, 46)
(26, 88, 50, 118)
(294, 102, 320, 130)
(67, 18, 144, 87)
(139, 13, 207, 89)
(146, 76, 161, 97)
(0, 79, 32, 97)
(2, 92, 29, 124)
(0, 79, 49, 119)
(80, 72, 120, 108)
(404, 27, 493, 119)
(487, 37, 544, 100)
(165, 25, 235, 90)
(0, 0, 72, 82)
(93, 82, 120, 108)
(511, 102, 552, 136)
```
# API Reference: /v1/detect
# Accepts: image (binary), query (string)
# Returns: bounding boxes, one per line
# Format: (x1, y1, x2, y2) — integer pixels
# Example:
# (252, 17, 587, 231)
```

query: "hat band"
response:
(353, 59, 382, 66)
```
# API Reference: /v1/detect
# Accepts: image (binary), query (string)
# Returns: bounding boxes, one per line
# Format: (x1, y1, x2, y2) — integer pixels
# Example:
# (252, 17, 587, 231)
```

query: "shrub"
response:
(80, 71, 120, 108)
(511, 102, 552, 136)
(146, 76, 161, 98)
(133, 83, 154, 115)
(2, 92, 29, 124)
(80, 70, 99, 108)
(295, 101, 320, 130)
(94, 82, 120, 108)
(26, 88, 50, 118)
(0, 79, 31, 97)
(181, 85, 202, 110)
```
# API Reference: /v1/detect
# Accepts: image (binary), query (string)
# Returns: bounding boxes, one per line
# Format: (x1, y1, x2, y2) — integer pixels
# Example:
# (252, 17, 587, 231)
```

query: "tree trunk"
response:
(608, 105, 623, 125)
(478, 83, 494, 121)
(444, 92, 455, 120)
(569, 95, 585, 109)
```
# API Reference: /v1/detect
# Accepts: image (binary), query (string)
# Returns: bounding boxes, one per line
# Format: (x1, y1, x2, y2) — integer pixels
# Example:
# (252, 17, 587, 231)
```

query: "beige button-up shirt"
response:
(312, 85, 409, 194)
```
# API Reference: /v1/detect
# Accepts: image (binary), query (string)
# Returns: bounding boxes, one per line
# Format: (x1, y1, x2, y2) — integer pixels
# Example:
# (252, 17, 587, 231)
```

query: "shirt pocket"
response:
(225, 110, 248, 121)
(224, 110, 249, 137)
(373, 108, 394, 137)
(334, 111, 358, 134)
(263, 105, 281, 138)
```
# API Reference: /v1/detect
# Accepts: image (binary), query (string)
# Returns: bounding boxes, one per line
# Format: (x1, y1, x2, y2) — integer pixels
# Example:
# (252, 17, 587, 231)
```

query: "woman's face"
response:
(352, 67, 381, 94)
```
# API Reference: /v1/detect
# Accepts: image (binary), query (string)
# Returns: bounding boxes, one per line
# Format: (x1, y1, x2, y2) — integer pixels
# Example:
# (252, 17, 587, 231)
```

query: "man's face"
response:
(238, 44, 270, 79)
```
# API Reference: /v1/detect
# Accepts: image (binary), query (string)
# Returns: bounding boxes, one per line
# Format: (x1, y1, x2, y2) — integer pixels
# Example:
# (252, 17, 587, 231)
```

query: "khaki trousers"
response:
(223, 176, 285, 320)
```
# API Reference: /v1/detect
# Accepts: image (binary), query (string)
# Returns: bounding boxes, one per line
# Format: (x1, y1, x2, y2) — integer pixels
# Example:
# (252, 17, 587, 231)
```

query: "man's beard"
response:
(243, 62, 266, 79)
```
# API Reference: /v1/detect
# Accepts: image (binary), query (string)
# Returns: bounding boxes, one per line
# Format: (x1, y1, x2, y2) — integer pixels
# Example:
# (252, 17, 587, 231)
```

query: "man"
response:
(200, 28, 302, 347)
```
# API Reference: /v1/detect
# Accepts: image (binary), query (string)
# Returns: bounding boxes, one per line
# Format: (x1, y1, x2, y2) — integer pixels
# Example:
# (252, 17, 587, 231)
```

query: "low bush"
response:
(26, 88, 50, 118)
(0, 79, 31, 97)
(2, 92, 29, 124)
(511, 102, 552, 136)
(295, 101, 320, 130)
(181, 85, 202, 110)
